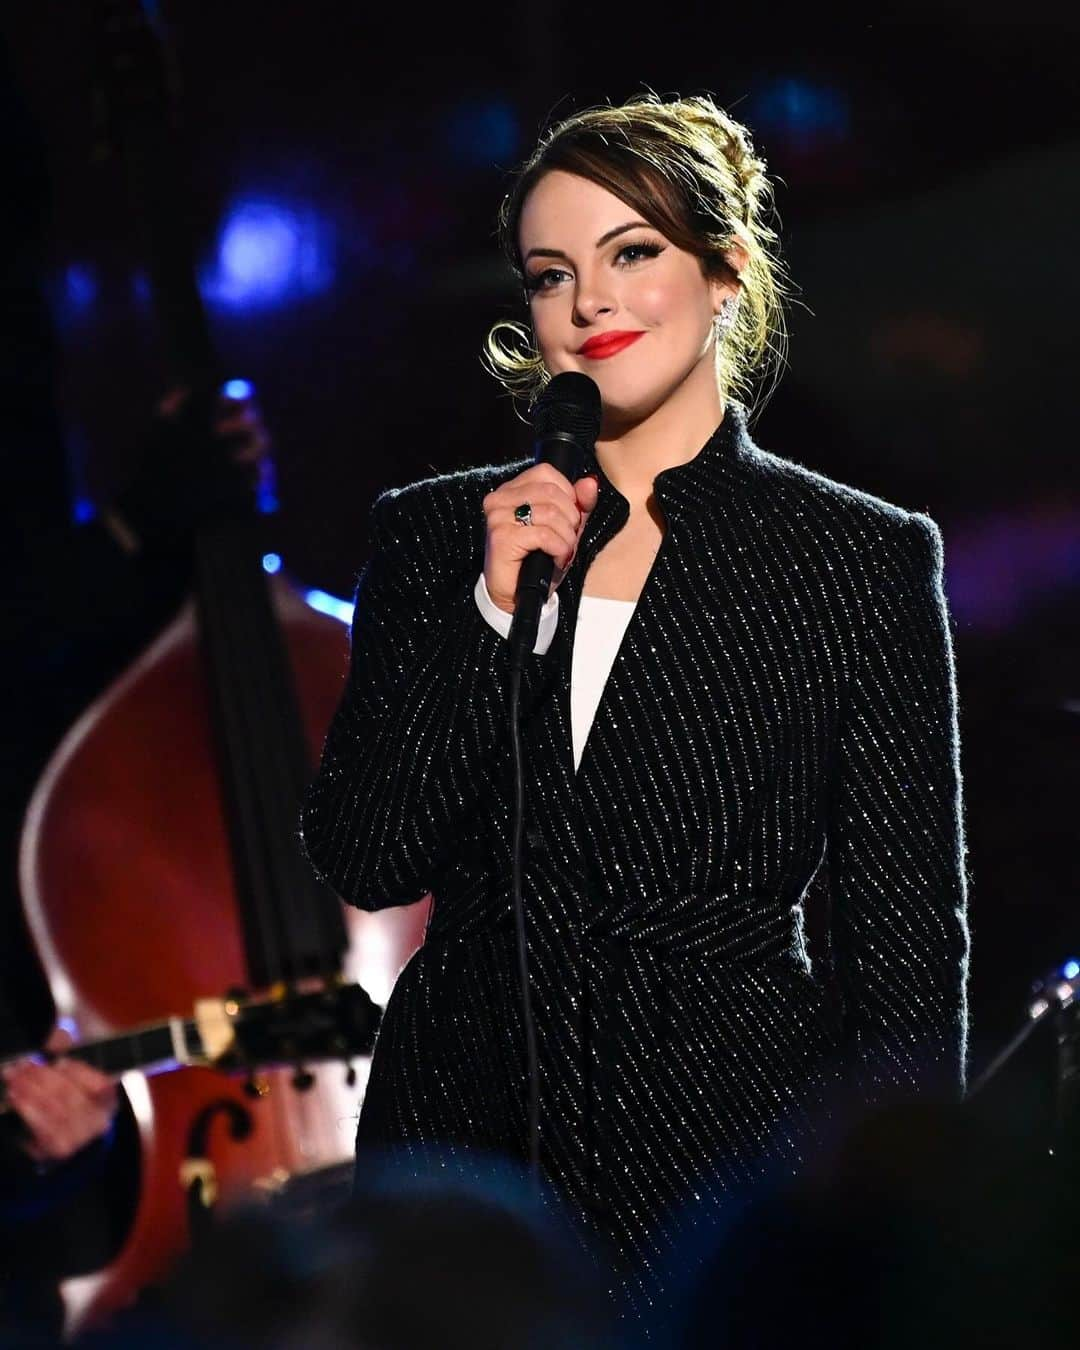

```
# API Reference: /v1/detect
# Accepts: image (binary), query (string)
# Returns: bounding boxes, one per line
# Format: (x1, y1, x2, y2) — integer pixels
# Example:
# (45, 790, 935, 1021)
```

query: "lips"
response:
(577, 330, 645, 360)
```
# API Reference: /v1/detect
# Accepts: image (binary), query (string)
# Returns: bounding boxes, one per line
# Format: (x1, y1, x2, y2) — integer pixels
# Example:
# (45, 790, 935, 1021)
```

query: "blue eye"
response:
(524, 266, 568, 294)
(615, 241, 665, 265)
(524, 239, 665, 296)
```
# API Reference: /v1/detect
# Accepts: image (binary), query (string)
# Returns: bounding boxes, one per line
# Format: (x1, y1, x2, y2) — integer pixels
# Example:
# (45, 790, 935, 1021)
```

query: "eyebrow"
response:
(522, 220, 652, 264)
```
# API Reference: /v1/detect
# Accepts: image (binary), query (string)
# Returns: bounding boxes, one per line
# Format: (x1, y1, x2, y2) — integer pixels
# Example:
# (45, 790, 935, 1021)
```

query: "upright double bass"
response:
(17, 1, 429, 1330)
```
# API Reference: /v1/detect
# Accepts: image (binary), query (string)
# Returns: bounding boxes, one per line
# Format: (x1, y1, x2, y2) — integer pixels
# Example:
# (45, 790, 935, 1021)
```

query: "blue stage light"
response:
(72, 497, 97, 524)
(304, 588, 354, 626)
(1064, 960, 1080, 981)
(223, 378, 254, 400)
(444, 99, 519, 167)
(750, 77, 850, 147)
(202, 199, 334, 310)
(262, 552, 282, 574)
(62, 264, 98, 316)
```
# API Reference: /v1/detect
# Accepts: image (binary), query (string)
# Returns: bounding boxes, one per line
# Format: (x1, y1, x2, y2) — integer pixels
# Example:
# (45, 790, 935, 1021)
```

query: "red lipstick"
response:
(577, 330, 645, 360)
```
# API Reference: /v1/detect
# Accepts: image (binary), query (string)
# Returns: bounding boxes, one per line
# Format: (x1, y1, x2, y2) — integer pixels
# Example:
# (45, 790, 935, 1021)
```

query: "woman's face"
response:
(518, 169, 731, 431)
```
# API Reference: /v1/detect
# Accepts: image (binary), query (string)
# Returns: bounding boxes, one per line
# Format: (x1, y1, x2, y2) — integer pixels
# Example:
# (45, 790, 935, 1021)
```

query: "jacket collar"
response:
(578, 399, 755, 564)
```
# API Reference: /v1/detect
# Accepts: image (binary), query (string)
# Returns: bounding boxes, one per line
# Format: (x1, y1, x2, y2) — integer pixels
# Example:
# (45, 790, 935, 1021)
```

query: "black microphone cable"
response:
(504, 373, 601, 1183)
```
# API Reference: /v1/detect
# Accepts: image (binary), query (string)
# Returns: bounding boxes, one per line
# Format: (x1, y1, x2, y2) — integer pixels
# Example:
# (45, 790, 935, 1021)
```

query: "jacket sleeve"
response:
(828, 512, 971, 1106)
(474, 571, 559, 654)
(299, 482, 554, 910)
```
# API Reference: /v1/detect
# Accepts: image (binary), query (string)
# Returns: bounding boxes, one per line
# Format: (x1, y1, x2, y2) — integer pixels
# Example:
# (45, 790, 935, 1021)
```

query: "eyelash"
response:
(524, 240, 666, 295)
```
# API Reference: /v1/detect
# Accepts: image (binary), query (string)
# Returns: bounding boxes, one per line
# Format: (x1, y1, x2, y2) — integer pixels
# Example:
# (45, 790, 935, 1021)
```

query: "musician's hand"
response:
(0, 1026, 118, 1166)
(107, 381, 276, 551)
(157, 384, 273, 485)
(482, 468, 599, 615)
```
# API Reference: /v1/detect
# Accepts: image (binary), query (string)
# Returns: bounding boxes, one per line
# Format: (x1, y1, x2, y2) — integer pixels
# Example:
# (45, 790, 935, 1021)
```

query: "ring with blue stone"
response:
(514, 502, 533, 526)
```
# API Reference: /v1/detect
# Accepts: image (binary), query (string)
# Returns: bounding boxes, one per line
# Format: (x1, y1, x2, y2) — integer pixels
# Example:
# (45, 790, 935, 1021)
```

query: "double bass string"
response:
(237, 525, 347, 978)
(197, 522, 344, 986)
(239, 526, 345, 978)
(195, 527, 287, 988)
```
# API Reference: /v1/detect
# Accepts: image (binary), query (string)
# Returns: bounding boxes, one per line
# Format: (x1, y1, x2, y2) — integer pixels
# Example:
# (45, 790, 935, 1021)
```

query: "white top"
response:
(474, 573, 637, 771)
(568, 595, 637, 769)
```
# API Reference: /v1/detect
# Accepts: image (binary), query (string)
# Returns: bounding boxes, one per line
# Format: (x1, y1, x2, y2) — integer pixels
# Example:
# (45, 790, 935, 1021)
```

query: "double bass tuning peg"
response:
(291, 1065, 316, 1092)
(243, 1074, 270, 1100)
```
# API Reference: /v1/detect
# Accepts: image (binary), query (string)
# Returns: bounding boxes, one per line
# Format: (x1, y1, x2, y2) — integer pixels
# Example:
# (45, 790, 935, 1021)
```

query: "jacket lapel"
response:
(558, 402, 757, 786)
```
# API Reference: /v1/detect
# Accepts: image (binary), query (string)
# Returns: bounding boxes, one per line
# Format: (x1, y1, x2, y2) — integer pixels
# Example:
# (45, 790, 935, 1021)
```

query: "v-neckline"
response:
(547, 402, 753, 784)
(558, 520, 675, 783)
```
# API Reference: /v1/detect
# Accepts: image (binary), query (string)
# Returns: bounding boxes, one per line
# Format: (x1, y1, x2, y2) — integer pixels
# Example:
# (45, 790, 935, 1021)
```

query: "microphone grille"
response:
(532, 372, 602, 448)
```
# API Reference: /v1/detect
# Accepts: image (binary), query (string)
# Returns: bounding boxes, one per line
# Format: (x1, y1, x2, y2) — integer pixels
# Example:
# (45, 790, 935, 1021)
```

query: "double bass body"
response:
(20, 574, 429, 1330)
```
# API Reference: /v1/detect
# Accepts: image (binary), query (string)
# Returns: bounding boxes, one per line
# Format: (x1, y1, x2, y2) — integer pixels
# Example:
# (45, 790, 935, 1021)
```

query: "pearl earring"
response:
(714, 295, 739, 335)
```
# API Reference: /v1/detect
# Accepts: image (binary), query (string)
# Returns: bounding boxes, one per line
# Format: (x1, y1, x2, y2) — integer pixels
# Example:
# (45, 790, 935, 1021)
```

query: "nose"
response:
(572, 270, 617, 328)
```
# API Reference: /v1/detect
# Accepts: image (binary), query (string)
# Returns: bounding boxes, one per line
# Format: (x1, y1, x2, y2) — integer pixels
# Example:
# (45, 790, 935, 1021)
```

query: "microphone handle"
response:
(506, 432, 587, 669)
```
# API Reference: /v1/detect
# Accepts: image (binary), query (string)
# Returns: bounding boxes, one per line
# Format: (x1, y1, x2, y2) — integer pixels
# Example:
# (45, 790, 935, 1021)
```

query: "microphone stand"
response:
(504, 434, 587, 1188)
(505, 661, 541, 1186)
(965, 958, 1080, 1158)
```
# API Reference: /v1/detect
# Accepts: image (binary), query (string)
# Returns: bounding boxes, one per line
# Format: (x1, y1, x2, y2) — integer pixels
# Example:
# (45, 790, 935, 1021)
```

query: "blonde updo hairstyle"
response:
(484, 93, 791, 417)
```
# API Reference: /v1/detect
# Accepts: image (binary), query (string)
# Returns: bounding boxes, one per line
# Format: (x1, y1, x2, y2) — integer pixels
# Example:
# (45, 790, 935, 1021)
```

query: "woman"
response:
(300, 94, 971, 1306)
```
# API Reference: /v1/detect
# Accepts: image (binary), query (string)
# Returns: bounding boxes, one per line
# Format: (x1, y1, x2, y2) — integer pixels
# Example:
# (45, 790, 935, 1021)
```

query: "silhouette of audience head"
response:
(84, 1151, 615, 1349)
(671, 1099, 1078, 1350)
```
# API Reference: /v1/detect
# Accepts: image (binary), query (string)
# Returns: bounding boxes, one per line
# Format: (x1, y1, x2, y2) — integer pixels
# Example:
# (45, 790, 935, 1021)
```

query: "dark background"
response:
(3, 6, 1078, 1076)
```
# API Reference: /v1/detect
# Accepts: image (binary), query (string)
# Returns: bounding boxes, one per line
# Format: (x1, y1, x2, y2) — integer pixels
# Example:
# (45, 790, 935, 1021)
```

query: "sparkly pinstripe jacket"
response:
(300, 401, 971, 1273)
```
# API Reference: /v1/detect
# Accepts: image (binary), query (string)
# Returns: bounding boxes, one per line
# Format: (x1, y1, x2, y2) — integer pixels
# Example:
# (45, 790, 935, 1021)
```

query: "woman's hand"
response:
(482, 467, 599, 615)
(1, 1026, 118, 1166)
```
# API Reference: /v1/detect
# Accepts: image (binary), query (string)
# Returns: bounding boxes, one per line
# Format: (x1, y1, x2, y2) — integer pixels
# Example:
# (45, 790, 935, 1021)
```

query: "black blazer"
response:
(301, 401, 970, 1287)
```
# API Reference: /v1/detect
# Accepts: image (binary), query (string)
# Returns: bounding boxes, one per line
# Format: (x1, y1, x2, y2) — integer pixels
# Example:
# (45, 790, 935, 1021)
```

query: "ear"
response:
(724, 242, 749, 277)
(709, 242, 748, 314)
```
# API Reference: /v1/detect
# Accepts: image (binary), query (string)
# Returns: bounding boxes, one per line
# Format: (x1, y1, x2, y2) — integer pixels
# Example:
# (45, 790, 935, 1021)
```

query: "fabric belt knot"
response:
(585, 899, 802, 1062)
(581, 900, 803, 1216)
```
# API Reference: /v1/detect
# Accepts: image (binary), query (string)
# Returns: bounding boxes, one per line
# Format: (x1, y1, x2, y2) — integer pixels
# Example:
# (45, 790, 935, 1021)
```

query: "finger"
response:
(8, 1061, 81, 1110)
(510, 464, 578, 502)
(0, 1056, 29, 1080)
(572, 478, 599, 542)
(575, 474, 600, 513)
(489, 496, 581, 536)
(487, 478, 577, 516)
(212, 412, 257, 438)
(3, 1056, 48, 1087)
(16, 1103, 93, 1165)
(2, 1061, 37, 1093)
(8, 1070, 113, 1159)
(14, 1106, 64, 1163)
(499, 521, 577, 570)
(492, 509, 581, 553)
(44, 1025, 76, 1053)
(52, 1060, 119, 1116)
(6, 1074, 72, 1150)
(53, 1056, 113, 1097)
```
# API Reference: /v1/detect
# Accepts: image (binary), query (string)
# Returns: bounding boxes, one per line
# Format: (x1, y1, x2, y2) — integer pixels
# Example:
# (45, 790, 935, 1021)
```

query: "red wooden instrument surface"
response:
(20, 588, 427, 1331)
(17, 2, 428, 1332)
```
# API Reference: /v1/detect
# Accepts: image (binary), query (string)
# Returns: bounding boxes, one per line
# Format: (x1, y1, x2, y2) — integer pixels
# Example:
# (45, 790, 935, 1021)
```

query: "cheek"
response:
(635, 274, 711, 331)
(530, 307, 569, 371)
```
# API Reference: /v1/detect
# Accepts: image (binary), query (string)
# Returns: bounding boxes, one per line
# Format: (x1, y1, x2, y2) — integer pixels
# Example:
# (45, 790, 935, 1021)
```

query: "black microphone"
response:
(506, 372, 602, 669)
